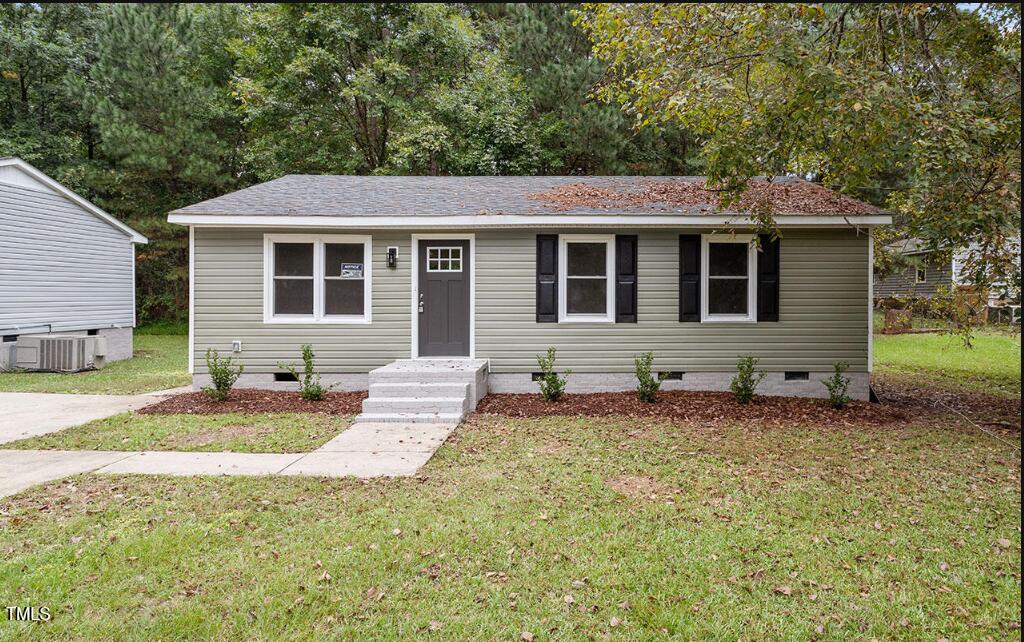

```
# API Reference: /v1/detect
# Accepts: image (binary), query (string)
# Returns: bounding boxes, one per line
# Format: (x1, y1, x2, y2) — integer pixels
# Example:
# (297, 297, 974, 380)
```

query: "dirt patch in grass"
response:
(605, 475, 679, 500)
(476, 390, 909, 427)
(872, 376, 1021, 428)
(162, 424, 275, 448)
(139, 389, 366, 416)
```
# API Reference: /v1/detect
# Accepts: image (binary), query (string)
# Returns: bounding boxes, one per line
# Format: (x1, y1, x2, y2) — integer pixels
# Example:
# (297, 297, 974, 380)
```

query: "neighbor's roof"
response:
(168, 175, 890, 227)
(885, 237, 934, 255)
(0, 157, 147, 243)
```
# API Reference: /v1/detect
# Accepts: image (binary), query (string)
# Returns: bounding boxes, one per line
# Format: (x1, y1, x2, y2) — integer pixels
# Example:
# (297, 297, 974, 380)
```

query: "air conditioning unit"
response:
(15, 335, 103, 372)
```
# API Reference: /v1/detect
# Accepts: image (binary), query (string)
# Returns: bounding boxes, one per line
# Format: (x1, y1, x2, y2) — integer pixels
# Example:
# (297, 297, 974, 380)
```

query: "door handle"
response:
(418, 292, 424, 313)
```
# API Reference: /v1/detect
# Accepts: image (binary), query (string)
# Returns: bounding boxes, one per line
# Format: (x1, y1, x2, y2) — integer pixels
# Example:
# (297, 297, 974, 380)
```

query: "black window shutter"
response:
(536, 235, 558, 322)
(679, 235, 701, 322)
(615, 235, 638, 323)
(757, 234, 780, 322)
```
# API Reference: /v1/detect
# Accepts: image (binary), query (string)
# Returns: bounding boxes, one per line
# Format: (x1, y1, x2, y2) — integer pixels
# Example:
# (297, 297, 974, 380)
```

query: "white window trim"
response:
(263, 234, 372, 324)
(701, 234, 757, 323)
(914, 266, 927, 283)
(558, 234, 615, 323)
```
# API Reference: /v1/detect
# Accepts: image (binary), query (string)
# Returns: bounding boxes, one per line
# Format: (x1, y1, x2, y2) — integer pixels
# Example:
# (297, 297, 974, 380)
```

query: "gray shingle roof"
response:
(170, 175, 881, 217)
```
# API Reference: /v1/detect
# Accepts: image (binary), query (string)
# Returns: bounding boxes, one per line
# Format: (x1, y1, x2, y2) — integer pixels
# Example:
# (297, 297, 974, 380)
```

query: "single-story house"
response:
(0, 157, 147, 370)
(169, 175, 890, 403)
(874, 236, 1022, 307)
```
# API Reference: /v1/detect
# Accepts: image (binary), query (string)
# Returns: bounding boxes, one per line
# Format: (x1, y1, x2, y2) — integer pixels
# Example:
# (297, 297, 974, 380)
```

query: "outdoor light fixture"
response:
(386, 246, 398, 269)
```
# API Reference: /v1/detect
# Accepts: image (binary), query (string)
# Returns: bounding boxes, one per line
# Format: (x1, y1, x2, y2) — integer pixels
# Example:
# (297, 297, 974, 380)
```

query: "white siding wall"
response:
(0, 182, 136, 333)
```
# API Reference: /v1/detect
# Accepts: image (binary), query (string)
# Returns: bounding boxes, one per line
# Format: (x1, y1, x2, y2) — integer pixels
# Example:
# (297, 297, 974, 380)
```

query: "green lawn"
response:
(1, 414, 1019, 640)
(0, 334, 188, 395)
(873, 329, 1022, 397)
(5, 412, 351, 454)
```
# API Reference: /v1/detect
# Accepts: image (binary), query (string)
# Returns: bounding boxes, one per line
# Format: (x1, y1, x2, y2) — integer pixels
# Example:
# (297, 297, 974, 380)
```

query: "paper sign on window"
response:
(340, 263, 363, 279)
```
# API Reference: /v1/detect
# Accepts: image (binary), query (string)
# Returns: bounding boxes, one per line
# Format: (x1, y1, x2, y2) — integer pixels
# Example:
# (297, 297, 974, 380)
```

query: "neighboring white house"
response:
(0, 157, 147, 370)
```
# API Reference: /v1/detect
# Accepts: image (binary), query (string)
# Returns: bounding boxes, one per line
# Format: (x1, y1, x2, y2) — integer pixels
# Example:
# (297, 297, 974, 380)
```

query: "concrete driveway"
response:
(0, 388, 187, 445)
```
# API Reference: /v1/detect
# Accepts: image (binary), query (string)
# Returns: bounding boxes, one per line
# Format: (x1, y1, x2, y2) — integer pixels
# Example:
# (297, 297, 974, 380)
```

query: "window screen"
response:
(273, 243, 314, 315)
(707, 242, 749, 315)
(566, 242, 608, 315)
(324, 243, 365, 316)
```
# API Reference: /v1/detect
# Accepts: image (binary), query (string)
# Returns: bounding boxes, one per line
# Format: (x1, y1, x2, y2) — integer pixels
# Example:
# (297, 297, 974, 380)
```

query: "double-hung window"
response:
(264, 234, 371, 323)
(559, 234, 615, 322)
(701, 234, 757, 322)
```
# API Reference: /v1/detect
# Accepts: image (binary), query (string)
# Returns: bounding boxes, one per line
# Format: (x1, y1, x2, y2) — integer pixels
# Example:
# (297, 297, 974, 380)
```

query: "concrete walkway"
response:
(0, 422, 456, 499)
(0, 387, 189, 445)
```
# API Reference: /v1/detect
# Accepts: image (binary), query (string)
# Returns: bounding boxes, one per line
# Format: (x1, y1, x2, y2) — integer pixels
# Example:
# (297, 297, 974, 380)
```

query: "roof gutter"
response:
(168, 213, 892, 228)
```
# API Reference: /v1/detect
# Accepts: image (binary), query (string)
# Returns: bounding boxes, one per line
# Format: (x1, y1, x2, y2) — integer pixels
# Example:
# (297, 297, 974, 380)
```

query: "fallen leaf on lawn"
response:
(313, 559, 322, 569)
(996, 538, 1011, 548)
(610, 616, 621, 627)
(428, 620, 442, 631)
(563, 594, 575, 605)
(774, 585, 792, 596)
(320, 571, 332, 583)
(521, 632, 534, 642)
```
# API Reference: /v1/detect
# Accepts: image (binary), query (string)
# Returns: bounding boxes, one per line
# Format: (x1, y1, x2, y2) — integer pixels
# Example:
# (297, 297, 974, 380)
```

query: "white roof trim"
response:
(168, 213, 892, 228)
(0, 157, 148, 244)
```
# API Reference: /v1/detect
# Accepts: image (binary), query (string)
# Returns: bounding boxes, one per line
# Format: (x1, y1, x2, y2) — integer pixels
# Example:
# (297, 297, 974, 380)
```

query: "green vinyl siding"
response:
(476, 229, 868, 373)
(193, 228, 411, 372)
(192, 227, 869, 374)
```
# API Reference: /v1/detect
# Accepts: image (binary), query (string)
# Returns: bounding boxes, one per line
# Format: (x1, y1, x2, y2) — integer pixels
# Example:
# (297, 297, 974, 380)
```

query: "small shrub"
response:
(202, 348, 242, 401)
(822, 361, 852, 409)
(729, 355, 766, 404)
(634, 351, 660, 402)
(536, 347, 569, 402)
(279, 344, 329, 401)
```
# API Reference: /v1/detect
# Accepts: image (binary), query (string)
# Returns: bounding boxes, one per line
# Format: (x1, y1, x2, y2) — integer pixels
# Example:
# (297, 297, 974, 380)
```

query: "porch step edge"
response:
(356, 412, 465, 424)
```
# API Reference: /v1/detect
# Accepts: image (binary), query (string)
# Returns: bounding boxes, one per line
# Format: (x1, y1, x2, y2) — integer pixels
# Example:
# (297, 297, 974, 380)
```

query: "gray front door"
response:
(418, 239, 470, 357)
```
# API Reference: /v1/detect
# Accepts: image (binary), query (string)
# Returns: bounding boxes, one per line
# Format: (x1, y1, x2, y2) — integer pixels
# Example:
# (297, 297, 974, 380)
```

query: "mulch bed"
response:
(477, 378, 1022, 429)
(137, 379, 1020, 431)
(138, 389, 366, 416)
(475, 390, 910, 427)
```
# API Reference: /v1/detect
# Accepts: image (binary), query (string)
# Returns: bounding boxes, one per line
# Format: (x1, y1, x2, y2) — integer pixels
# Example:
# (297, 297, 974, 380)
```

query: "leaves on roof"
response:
(527, 178, 882, 215)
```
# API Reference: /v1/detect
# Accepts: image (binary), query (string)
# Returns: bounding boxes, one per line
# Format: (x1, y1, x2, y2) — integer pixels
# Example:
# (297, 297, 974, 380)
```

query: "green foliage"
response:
(930, 286, 986, 349)
(579, 3, 1022, 287)
(729, 355, 767, 404)
(634, 351, 660, 403)
(279, 344, 328, 402)
(536, 347, 569, 402)
(202, 348, 242, 402)
(822, 361, 852, 409)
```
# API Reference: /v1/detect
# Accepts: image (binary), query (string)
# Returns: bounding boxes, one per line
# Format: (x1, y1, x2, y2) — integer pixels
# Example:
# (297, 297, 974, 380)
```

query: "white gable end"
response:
(0, 163, 54, 193)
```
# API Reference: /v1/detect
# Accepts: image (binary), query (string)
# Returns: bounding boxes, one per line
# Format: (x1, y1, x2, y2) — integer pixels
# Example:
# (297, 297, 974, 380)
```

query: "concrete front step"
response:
(357, 412, 465, 424)
(356, 359, 488, 424)
(361, 396, 468, 415)
(368, 382, 470, 399)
